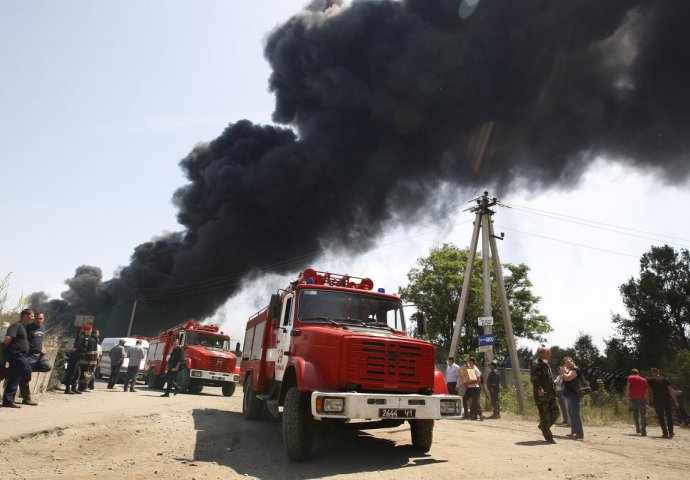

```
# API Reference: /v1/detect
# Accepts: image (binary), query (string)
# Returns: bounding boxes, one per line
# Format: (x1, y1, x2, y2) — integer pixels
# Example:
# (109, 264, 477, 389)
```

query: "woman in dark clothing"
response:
(562, 357, 585, 439)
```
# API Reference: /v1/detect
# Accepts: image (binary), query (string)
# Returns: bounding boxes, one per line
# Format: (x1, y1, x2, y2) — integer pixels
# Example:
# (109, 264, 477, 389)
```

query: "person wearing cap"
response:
(78, 324, 98, 392)
(487, 360, 501, 419)
(460, 357, 482, 420)
(107, 339, 126, 389)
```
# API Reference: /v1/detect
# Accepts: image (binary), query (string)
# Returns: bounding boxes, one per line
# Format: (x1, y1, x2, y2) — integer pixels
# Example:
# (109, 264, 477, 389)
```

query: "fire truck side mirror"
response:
(415, 312, 427, 336)
(269, 294, 281, 322)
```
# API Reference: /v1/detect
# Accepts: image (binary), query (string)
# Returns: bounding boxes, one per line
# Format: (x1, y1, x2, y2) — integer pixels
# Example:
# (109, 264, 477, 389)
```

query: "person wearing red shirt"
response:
(626, 368, 649, 436)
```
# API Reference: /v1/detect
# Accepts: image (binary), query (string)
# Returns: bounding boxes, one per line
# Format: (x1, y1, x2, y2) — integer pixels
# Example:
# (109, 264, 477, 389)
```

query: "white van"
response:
(98, 337, 150, 382)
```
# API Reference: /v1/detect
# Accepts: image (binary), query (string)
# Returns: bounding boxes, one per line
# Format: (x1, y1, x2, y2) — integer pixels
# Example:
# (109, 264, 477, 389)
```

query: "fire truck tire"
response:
(147, 369, 163, 389)
(222, 383, 236, 397)
(177, 369, 190, 393)
(189, 384, 203, 394)
(282, 387, 313, 461)
(242, 379, 263, 420)
(409, 419, 434, 451)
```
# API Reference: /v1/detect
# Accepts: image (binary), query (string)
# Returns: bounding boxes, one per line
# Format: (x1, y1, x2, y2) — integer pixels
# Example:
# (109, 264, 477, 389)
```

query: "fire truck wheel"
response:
(409, 419, 434, 451)
(222, 383, 236, 397)
(242, 378, 263, 420)
(189, 384, 203, 394)
(282, 387, 313, 461)
(177, 368, 190, 393)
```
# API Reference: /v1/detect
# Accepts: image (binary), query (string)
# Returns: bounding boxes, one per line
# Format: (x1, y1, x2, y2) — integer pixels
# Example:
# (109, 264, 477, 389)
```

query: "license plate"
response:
(379, 408, 416, 418)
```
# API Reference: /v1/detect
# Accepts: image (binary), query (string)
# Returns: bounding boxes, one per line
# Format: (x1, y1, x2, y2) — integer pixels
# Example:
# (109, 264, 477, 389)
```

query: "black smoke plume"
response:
(32, 0, 690, 336)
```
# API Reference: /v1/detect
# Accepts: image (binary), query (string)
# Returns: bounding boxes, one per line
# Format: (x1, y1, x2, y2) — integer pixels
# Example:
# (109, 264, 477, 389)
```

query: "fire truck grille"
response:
(209, 357, 231, 372)
(345, 339, 434, 391)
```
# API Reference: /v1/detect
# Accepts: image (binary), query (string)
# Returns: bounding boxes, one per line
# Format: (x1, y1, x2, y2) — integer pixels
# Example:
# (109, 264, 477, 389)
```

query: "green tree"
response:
(572, 332, 602, 367)
(398, 243, 551, 357)
(611, 245, 690, 368)
(1, 272, 28, 332)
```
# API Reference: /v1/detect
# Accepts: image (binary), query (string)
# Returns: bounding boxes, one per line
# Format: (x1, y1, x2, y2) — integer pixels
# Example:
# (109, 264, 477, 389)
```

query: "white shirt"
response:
(446, 363, 460, 383)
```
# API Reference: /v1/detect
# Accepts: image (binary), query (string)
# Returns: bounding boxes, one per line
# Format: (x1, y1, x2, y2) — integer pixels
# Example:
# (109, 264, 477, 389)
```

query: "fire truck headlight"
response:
(440, 399, 458, 415)
(316, 396, 345, 413)
(190, 370, 202, 378)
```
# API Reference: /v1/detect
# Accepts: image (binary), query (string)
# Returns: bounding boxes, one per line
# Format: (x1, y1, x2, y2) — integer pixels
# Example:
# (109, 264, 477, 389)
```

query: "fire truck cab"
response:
(240, 269, 460, 461)
(145, 321, 240, 396)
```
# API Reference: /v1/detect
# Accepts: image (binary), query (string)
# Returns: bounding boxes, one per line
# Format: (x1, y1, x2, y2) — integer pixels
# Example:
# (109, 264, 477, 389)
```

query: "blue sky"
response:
(2, 1, 689, 352)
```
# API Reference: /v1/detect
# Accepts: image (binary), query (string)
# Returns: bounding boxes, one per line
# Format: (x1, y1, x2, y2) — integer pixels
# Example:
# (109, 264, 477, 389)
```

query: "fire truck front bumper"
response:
(189, 369, 240, 383)
(310, 391, 462, 420)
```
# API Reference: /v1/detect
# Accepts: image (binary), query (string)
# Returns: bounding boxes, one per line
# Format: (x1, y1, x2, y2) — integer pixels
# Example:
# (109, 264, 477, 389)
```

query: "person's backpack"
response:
(574, 370, 592, 396)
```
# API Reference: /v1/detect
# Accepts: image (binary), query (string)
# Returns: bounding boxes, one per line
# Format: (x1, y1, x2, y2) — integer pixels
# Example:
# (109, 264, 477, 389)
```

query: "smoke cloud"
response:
(32, 0, 690, 336)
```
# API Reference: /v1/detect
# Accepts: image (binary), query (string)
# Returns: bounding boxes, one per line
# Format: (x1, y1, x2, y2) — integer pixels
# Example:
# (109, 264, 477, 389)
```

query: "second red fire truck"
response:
(145, 321, 240, 396)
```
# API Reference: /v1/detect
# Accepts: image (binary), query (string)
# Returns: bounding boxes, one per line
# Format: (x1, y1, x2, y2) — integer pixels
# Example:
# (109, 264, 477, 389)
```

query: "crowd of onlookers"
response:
(444, 347, 689, 443)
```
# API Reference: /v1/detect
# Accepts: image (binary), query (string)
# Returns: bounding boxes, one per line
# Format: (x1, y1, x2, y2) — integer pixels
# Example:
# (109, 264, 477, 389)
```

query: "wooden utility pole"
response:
(448, 192, 526, 414)
(126, 295, 138, 337)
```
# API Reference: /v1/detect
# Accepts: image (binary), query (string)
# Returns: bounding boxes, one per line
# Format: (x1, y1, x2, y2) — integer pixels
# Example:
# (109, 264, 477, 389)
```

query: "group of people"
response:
(1, 308, 185, 407)
(445, 356, 501, 420)
(1, 308, 52, 407)
(532, 346, 684, 443)
(62, 323, 101, 394)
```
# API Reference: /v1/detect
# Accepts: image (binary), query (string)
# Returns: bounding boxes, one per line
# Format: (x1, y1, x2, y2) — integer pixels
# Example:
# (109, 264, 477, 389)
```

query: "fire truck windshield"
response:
(185, 332, 230, 351)
(297, 289, 405, 331)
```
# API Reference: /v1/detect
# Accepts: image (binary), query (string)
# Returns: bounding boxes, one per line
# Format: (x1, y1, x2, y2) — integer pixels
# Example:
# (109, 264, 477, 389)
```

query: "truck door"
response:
(274, 293, 294, 382)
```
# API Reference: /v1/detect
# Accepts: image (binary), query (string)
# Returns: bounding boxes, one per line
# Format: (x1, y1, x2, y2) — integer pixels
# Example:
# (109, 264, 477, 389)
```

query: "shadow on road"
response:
(191, 408, 446, 478)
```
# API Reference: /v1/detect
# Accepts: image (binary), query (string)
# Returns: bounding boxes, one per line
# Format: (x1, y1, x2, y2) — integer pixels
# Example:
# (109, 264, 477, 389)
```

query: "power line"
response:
(507, 203, 690, 246)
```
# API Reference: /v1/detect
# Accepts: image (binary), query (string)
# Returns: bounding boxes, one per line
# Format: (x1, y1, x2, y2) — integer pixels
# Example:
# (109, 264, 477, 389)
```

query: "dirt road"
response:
(1, 381, 688, 480)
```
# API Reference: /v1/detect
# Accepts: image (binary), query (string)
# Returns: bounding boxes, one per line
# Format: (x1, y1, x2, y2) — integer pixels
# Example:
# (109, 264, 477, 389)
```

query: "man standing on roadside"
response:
(626, 368, 648, 436)
(530, 346, 558, 444)
(461, 357, 482, 420)
(78, 324, 97, 392)
(123, 339, 144, 392)
(160, 338, 183, 397)
(445, 356, 460, 395)
(487, 360, 501, 419)
(647, 367, 678, 438)
(20, 311, 53, 405)
(2, 309, 33, 408)
(64, 326, 87, 395)
(87, 329, 101, 390)
(107, 339, 126, 389)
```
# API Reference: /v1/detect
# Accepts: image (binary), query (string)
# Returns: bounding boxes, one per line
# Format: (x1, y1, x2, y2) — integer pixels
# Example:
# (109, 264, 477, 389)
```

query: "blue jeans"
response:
(565, 394, 584, 437)
(631, 399, 647, 434)
(123, 366, 140, 391)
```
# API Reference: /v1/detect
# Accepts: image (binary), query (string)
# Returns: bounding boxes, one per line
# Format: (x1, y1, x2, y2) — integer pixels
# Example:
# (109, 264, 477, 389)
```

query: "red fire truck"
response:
(240, 269, 460, 461)
(145, 321, 240, 396)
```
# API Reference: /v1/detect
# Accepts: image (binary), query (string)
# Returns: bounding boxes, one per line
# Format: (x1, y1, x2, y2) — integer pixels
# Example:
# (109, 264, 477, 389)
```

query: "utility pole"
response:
(448, 191, 526, 414)
(126, 294, 138, 337)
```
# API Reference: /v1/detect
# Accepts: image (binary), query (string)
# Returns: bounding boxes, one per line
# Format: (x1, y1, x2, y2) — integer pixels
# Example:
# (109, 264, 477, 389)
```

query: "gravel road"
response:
(0, 381, 687, 479)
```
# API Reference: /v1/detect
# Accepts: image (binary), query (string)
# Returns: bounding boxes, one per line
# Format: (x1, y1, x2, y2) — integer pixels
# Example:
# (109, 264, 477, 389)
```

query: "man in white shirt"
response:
(445, 356, 460, 394)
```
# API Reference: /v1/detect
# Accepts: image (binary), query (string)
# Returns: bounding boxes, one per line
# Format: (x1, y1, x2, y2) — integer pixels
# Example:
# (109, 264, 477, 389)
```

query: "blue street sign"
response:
(478, 334, 496, 346)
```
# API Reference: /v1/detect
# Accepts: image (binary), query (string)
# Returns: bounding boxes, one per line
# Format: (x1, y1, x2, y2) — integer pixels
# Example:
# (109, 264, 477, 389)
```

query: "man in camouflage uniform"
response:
(530, 346, 559, 444)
